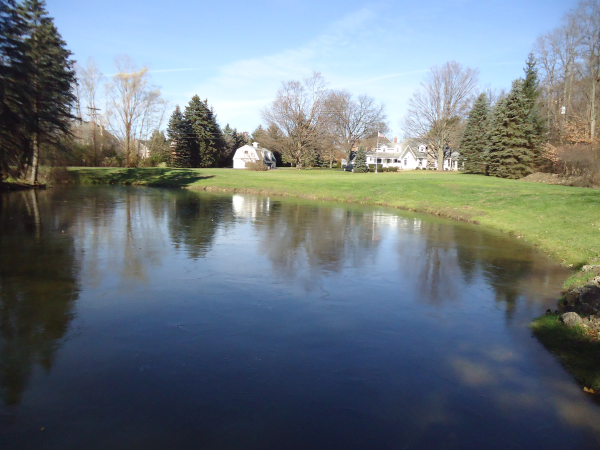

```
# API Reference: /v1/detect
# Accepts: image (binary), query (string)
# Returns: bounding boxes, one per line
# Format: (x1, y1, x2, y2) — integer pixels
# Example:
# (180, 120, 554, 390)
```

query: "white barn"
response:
(233, 142, 277, 169)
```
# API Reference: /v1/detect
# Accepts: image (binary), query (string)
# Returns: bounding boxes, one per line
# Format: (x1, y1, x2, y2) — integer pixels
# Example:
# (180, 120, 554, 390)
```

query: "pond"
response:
(0, 186, 599, 449)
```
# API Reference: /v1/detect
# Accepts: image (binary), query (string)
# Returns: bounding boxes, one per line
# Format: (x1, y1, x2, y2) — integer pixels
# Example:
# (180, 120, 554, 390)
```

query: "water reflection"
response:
(0, 190, 80, 405)
(0, 187, 596, 449)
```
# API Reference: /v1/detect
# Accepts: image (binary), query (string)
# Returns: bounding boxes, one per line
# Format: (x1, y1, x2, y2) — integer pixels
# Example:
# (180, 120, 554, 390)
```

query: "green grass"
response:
(68, 167, 600, 268)
(530, 314, 600, 393)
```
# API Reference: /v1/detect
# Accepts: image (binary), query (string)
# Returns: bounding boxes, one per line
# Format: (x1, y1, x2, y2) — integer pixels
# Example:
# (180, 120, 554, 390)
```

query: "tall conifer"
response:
(522, 53, 545, 168)
(20, 0, 75, 183)
(459, 93, 490, 174)
(487, 80, 534, 179)
(0, 0, 31, 177)
(184, 95, 224, 168)
(167, 106, 192, 168)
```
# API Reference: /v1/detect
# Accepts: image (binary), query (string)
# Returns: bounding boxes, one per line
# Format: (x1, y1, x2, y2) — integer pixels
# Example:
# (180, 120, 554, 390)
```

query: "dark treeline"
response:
(164, 95, 249, 169)
(0, 0, 75, 184)
(459, 57, 544, 179)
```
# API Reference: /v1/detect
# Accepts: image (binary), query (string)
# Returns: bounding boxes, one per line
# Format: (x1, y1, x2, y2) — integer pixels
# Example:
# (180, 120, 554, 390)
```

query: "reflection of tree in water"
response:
(168, 191, 234, 259)
(0, 190, 80, 405)
(410, 222, 463, 305)
(245, 198, 381, 279)
(453, 227, 536, 321)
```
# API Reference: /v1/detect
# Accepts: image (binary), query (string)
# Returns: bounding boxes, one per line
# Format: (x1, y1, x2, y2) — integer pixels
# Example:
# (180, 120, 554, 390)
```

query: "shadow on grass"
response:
(71, 168, 214, 188)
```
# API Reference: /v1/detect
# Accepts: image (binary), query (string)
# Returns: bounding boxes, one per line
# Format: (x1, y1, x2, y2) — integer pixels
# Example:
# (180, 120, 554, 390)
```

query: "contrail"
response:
(332, 69, 429, 88)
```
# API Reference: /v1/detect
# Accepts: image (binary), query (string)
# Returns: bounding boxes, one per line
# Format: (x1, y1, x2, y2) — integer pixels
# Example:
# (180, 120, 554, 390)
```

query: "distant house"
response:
(365, 139, 428, 170)
(233, 142, 277, 169)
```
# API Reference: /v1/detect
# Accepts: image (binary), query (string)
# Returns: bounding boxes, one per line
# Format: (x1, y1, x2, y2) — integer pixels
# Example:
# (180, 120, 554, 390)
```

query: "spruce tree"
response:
(353, 146, 368, 173)
(167, 106, 192, 168)
(459, 93, 490, 174)
(20, 0, 75, 184)
(0, 0, 30, 178)
(487, 80, 534, 179)
(148, 129, 169, 164)
(184, 95, 224, 168)
(522, 53, 545, 169)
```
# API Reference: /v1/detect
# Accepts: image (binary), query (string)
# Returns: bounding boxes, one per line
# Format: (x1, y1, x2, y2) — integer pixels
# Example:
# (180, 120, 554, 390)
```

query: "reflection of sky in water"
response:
(0, 186, 598, 450)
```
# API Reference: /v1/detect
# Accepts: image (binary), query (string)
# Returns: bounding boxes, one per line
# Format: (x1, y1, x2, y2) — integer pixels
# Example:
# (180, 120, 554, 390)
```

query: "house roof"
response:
(233, 144, 276, 163)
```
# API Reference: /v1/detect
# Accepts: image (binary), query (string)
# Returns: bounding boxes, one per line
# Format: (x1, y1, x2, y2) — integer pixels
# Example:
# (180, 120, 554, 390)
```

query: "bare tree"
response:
(78, 57, 103, 165)
(105, 55, 165, 166)
(402, 61, 479, 170)
(261, 72, 330, 169)
(325, 90, 388, 160)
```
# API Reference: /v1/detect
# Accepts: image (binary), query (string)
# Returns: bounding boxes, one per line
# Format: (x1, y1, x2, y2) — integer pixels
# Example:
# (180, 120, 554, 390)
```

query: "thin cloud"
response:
(332, 70, 430, 89)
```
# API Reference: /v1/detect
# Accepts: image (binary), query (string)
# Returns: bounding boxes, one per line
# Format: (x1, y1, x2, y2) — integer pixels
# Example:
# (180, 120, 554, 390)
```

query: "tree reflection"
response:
(0, 190, 80, 405)
(168, 191, 234, 259)
(232, 195, 381, 280)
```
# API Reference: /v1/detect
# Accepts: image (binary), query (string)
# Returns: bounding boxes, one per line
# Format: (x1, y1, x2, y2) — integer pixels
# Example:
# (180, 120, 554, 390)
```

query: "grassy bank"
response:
(530, 314, 600, 393)
(69, 167, 600, 270)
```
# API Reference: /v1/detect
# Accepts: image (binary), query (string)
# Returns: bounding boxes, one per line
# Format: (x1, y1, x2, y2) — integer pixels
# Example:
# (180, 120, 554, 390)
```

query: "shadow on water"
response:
(0, 190, 80, 406)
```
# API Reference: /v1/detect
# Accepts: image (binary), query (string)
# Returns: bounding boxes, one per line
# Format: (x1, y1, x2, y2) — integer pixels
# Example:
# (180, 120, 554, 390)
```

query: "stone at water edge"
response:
(561, 312, 583, 328)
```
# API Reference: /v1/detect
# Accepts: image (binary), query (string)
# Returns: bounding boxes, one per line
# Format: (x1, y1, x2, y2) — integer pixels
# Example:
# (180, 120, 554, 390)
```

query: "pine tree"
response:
(353, 146, 368, 173)
(20, 0, 75, 184)
(487, 80, 534, 179)
(0, 0, 31, 178)
(184, 95, 223, 168)
(522, 53, 545, 169)
(459, 93, 490, 174)
(167, 106, 192, 168)
(148, 129, 169, 164)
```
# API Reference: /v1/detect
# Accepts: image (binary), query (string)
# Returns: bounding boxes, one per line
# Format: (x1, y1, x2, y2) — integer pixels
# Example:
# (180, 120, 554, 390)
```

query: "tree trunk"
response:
(437, 146, 443, 171)
(29, 133, 39, 184)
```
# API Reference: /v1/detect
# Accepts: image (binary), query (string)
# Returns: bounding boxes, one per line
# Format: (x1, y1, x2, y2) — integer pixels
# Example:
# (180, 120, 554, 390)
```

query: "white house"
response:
(365, 141, 428, 170)
(233, 142, 277, 169)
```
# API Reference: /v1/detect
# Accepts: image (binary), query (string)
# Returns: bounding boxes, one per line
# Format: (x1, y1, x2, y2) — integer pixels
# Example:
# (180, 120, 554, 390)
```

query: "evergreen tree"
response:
(459, 93, 490, 174)
(167, 106, 192, 168)
(487, 80, 534, 179)
(184, 95, 224, 167)
(148, 129, 170, 164)
(0, 0, 31, 178)
(353, 146, 368, 173)
(20, 0, 75, 184)
(521, 53, 545, 169)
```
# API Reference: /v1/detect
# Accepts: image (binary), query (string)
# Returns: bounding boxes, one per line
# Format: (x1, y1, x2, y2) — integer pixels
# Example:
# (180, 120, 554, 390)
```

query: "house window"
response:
(404, 158, 407, 166)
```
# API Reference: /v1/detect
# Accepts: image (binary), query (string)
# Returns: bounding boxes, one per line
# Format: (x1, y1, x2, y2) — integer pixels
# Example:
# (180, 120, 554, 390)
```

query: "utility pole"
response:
(87, 106, 101, 167)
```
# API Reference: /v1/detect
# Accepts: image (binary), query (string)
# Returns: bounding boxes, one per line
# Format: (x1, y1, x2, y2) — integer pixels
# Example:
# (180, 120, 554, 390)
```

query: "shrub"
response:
(246, 161, 268, 171)
(549, 143, 600, 187)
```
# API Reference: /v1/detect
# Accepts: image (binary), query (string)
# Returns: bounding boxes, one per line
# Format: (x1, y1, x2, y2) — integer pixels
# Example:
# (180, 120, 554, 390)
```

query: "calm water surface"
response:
(0, 186, 599, 449)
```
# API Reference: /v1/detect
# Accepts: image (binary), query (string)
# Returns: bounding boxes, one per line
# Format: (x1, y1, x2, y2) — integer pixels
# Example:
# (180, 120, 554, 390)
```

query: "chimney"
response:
(252, 142, 259, 148)
(394, 136, 397, 144)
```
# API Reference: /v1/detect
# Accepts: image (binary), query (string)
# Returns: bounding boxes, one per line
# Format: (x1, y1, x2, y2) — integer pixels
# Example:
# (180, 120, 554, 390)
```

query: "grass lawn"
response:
(69, 167, 600, 270)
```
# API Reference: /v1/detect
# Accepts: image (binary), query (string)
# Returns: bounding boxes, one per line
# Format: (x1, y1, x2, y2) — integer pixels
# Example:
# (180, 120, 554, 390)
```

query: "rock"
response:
(584, 276, 600, 289)
(561, 312, 583, 327)
(564, 290, 580, 305)
(581, 265, 600, 275)
(580, 286, 600, 305)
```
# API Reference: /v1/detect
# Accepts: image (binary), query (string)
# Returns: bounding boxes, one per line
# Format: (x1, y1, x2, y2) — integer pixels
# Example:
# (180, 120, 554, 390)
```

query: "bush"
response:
(368, 164, 383, 173)
(552, 143, 600, 187)
(246, 161, 268, 171)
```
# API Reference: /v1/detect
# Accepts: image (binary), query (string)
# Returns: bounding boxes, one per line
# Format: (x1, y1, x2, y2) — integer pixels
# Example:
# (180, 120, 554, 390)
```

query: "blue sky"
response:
(47, 0, 577, 138)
